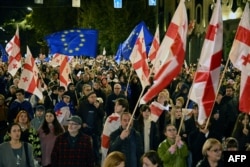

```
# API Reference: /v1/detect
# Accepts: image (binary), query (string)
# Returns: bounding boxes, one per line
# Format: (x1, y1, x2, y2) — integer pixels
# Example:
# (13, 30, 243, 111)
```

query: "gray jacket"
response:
(0, 142, 35, 167)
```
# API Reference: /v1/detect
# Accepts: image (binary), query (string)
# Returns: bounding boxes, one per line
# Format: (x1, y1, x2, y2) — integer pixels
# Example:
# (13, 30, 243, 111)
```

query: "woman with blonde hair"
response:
(103, 151, 125, 167)
(196, 138, 223, 167)
(168, 106, 187, 142)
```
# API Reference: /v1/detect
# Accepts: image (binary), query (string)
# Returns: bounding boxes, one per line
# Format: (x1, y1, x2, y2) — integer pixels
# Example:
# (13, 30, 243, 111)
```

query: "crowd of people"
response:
(0, 55, 249, 167)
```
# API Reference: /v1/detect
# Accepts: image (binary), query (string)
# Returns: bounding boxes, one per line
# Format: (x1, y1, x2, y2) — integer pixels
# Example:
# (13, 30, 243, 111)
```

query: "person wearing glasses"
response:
(105, 83, 126, 117)
(51, 115, 94, 167)
(196, 138, 223, 167)
(157, 124, 188, 167)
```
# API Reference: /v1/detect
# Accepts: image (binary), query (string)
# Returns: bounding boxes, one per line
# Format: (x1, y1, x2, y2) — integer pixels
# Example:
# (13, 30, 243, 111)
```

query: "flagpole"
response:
(38, 72, 52, 101)
(177, 112, 185, 136)
(205, 56, 231, 129)
(125, 66, 133, 94)
(126, 87, 145, 130)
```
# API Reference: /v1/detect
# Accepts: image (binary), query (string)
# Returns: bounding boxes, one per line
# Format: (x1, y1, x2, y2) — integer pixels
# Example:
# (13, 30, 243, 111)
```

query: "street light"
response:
(27, 7, 33, 12)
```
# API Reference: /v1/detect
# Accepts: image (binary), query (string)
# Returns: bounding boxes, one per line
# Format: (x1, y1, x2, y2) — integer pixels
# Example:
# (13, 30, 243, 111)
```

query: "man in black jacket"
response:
(109, 112, 143, 167)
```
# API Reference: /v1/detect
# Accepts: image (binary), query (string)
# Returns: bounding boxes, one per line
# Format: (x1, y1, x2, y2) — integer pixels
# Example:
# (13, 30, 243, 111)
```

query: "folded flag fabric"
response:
(101, 113, 121, 164)
(121, 21, 153, 60)
(149, 101, 168, 122)
(54, 101, 73, 125)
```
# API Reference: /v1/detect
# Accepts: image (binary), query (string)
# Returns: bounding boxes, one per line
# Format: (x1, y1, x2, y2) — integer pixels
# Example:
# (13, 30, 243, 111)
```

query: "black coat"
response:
(109, 127, 143, 167)
(134, 118, 159, 151)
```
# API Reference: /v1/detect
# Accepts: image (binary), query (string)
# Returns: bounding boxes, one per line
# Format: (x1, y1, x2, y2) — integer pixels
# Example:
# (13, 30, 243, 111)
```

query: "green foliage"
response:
(26, 0, 156, 55)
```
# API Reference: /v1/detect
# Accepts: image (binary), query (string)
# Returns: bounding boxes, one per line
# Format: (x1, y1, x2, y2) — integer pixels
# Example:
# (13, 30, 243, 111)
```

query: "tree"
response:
(2, 0, 156, 56)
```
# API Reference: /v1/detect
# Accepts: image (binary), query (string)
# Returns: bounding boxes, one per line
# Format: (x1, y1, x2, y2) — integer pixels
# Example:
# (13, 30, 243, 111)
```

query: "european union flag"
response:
(122, 21, 153, 60)
(45, 29, 98, 57)
(114, 43, 122, 64)
(0, 44, 8, 62)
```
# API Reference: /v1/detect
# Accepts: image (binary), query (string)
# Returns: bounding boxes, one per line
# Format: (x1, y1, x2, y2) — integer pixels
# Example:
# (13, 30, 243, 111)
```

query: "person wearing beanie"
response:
(31, 105, 45, 130)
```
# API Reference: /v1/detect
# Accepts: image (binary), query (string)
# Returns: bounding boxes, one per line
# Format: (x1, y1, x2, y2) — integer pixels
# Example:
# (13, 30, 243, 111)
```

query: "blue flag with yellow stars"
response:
(0, 44, 8, 62)
(122, 21, 153, 60)
(45, 29, 98, 57)
(114, 43, 122, 64)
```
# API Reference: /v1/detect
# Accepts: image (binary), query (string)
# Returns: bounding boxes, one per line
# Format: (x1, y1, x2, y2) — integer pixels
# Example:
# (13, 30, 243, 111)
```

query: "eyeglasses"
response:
(167, 129, 176, 132)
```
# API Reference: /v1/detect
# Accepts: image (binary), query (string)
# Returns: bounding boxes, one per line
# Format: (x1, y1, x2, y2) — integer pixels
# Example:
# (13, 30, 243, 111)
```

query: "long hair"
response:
(41, 109, 64, 136)
(232, 113, 250, 137)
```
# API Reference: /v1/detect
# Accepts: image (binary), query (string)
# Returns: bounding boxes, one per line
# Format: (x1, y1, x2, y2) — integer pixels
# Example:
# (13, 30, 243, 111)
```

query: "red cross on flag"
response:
(60, 55, 71, 90)
(50, 54, 71, 90)
(101, 113, 121, 164)
(6, 26, 21, 77)
(129, 28, 150, 89)
(148, 25, 160, 73)
(189, 0, 223, 125)
(141, 0, 188, 104)
(229, 2, 250, 113)
(18, 46, 43, 100)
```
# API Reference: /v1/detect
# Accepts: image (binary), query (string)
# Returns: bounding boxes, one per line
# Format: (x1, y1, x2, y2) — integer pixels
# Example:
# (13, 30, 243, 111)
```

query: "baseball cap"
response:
(67, 116, 82, 125)
(36, 105, 45, 111)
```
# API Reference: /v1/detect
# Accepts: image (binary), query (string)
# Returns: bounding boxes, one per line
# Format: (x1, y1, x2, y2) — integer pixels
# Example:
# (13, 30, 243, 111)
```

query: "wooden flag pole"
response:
(126, 87, 145, 130)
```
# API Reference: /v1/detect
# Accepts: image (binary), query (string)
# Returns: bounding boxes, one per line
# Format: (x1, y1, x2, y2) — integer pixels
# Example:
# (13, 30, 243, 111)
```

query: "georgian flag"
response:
(54, 102, 72, 125)
(141, 0, 188, 104)
(18, 46, 43, 99)
(50, 54, 71, 89)
(149, 101, 169, 122)
(148, 25, 160, 73)
(101, 113, 121, 164)
(129, 28, 150, 88)
(229, 2, 250, 113)
(189, 0, 223, 124)
(6, 26, 22, 77)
